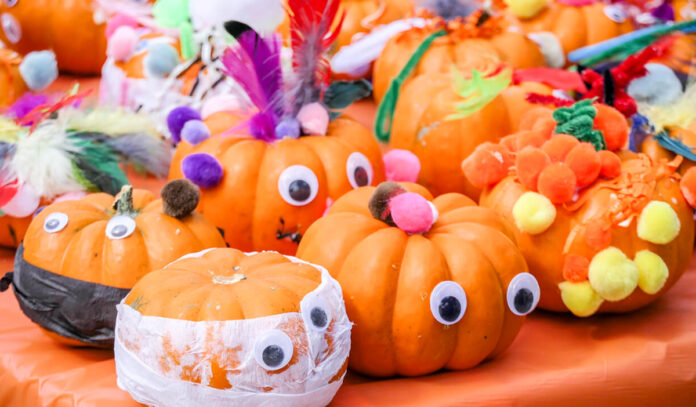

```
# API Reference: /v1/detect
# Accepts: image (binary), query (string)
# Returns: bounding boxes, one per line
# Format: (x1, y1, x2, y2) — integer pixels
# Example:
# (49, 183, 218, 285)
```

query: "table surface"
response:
(2, 78, 696, 407)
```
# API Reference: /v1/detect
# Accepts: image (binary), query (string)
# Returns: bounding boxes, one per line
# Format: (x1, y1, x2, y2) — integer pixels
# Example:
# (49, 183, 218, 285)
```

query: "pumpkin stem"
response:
(112, 185, 136, 216)
(161, 179, 200, 219)
(368, 182, 406, 226)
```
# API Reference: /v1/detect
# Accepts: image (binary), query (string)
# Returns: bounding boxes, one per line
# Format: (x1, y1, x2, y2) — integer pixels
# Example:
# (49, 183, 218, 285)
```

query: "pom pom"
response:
(588, 247, 639, 301)
(461, 142, 513, 189)
(167, 106, 201, 143)
(107, 26, 138, 62)
(500, 135, 519, 152)
(537, 163, 576, 204)
(145, 43, 180, 77)
(565, 143, 601, 187)
(296, 102, 329, 135)
(6, 93, 48, 120)
(627, 63, 683, 106)
(512, 191, 556, 234)
(1, 183, 39, 218)
(593, 104, 629, 151)
(181, 153, 224, 188)
(368, 182, 406, 225)
(516, 146, 551, 190)
(563, 254, 590, 282)
(275, 117, 301, 139)
(680, 167, 696, 208)
(181, 120, 211, 146)
(389, 192, 435, 234)
(519, 107, 554, 131)
(504, 0, 549, 18)
(249, 111, 276, 142)
(53, 191, 87, 203)
(201, 95, 242, 118)
(598, 150, 622, 178)
(634, 250, 669, 295)
(19, 51, 58, 91)
(637, 200, 681, 245)
(559, 281, 603, 317)
(105, 13, 139, 38)
(516, 130, 549, 150)
(383, 149, 420, 183)
(542, 134, 580, 162)
(585, 219, 612, 250)
(161, 179, 200, 219)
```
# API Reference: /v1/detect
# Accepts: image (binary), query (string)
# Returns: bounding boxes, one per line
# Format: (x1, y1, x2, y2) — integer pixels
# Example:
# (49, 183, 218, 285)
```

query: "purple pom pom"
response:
(275, 117, 300, 139)
(6, 93, 48, 120)
(249, 111, 276, 142)
(651, 3, 675, 21)
(181, 120, 211, 146)
(181, 153, 223, 188)
(167, 106, 201, 143)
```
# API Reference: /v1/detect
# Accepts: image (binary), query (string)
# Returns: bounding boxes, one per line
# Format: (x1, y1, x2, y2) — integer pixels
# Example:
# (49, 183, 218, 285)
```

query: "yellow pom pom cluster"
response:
(559, 281, 604, 317)
(588, 247, 639, 302)
(637, 200, 681, 245)
(512, 192, 556, 235)
(504, 0, 549, 18)
(634, 250, 669, 295)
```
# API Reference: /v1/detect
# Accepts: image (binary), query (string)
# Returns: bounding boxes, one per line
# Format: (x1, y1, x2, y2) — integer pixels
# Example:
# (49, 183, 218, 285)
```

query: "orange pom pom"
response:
(500, 134, 519, 152)
(680, 167, 696, 208)
(593, 104, 629, 151)
(516, 130, 550, 150)
(516, 146, 551, 190)
(519, 107, 554, 131)
(585, 219, 612, 250)
(462, 142, 513, 189)
(532, 117, 556, 139)
(563, 254, 590, 282)
(537, 163, 577, 204)
(542, 134, 580, 162)
(598, 150, 622, 178)
(565, 143, 601, 187)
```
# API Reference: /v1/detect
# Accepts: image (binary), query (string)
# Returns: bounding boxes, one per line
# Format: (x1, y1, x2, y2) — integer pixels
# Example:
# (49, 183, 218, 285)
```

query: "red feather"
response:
(526, 93, 575, 108)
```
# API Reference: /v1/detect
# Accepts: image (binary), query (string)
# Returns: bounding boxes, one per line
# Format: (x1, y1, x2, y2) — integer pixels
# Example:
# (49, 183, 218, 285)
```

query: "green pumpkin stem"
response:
(113, 185, 136, 216)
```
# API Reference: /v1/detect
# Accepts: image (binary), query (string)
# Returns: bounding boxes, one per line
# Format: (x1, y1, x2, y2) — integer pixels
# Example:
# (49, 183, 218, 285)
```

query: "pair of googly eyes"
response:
(43, 212, 137, 240)
(278, 152, 373, 206)
(253, 295, 332, 371)
(429, 273, 540, 325)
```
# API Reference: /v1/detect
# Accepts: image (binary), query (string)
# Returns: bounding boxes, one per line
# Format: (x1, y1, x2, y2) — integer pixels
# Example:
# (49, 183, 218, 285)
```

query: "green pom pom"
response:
(553, 99, 607, 151)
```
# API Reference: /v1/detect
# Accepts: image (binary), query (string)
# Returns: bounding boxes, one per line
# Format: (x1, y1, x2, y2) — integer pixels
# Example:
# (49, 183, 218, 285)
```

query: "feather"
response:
(236, 30, 283, 116)
(287, 0, 344, 114)
(638, 81, 696, 133)
(526, 93, 574, 107)
(68, 133, 129, 196)
(65, 108, 160, 138)
(446, 66, 512, 121)
(102, 133, 172, 178)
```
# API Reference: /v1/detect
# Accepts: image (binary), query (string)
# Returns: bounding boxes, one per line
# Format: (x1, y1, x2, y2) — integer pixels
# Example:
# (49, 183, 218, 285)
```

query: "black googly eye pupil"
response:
(310, 307, 328, 328)
(262, 344, 285, 368)
(45, 219, 59, 229)
(111, 224, 128, 237)
(289, 179, 311, 202)
(514, 288, 534, 314)
(438, 296, 461, 322)
(353, 167, 369, 187)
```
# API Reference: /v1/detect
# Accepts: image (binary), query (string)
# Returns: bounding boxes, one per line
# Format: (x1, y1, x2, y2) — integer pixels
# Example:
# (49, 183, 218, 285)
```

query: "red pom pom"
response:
(563, 254, 590, 282)
(680, 167, 696, 208)
(598, 150, 622, 178)
(537, 163, 577, 204)
(593, 104, 629, 151)
(461, 142, 513, 189)
(516, 130, 550, 150)
(585, 219, 612, 250)
(542, 134, 580, 162)
(516, 146, 551, 191)
(565, 143, 601, 187)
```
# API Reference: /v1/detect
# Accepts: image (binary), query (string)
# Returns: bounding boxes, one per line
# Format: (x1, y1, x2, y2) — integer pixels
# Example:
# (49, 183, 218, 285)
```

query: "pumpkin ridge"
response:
(59, 221, 108, 284)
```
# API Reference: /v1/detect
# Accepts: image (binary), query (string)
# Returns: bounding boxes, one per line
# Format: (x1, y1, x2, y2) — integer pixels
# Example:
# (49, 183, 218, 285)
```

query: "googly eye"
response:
(105, 215, 137, 240)
(43, 212, 68, 233)
(278, 165, 319, 206)
(4, 0, 18, 7)
(346, 152, 373, 189)
(604, 5, 626, 23)
(302, 293, 332, 332)
(429, 281, 467, 325)
(507, 272, 540, 316)
(254, 329, 294, 371)
(1, 13, 21, 43)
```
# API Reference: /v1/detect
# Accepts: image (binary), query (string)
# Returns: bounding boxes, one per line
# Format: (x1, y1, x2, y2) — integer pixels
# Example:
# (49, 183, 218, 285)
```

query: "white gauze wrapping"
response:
(114, 250, 352, 407)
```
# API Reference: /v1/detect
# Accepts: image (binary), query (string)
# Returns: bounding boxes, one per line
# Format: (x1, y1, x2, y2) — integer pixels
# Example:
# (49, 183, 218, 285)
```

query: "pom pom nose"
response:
(19, 51, 58, 91)
(389, 192, 435, 234)
(181, 153, 224, 189)
(167, 106, 201, 142)
(383, 149, 420, 182)
(296, 103, 329, 135)
(107, 26, 138, 62)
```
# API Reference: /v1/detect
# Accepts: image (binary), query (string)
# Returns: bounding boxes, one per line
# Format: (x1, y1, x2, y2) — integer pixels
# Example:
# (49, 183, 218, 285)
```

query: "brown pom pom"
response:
(368, 182, 406, 226)
(161, 179, 200, 219)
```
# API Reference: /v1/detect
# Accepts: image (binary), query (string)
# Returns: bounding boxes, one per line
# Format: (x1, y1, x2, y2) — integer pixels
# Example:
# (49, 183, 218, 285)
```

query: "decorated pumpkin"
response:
(0, 48, 56, 105)
(114, 248, 351, 406)
(297, 182, 539, 377)
(465, 101, 695, 317)
(1, 180, 226, 347)
(168, 0, 385, 254)
(337, 0, 413, 49)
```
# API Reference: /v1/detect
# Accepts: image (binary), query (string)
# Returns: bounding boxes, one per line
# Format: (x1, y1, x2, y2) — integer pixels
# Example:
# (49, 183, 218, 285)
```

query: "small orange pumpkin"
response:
(4, 181, 226, 347)
(0, 48, 26, 105)
(115, 247, 351, 405)
(297, 182, 538, 377)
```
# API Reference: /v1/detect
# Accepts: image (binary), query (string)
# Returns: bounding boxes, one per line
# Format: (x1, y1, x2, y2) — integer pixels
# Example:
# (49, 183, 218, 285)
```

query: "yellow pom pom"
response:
(634, 250, 669, 295)
(588, 247, 639, 301)
(637, 200, 681, 245)
(559, 281, 604, 317)
(504, 0, 549, 18)
(512, 191, 556, 234)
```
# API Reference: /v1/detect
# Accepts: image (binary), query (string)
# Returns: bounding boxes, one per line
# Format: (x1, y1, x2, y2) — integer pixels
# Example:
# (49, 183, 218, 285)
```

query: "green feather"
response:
(68, 133, 129, 195)
(446, 67, 511, 121)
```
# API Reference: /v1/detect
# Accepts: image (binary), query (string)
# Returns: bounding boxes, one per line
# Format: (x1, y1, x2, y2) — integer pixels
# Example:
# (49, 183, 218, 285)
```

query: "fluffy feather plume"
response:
(65, 108, 160, 137)
(639, 81, 696, 133)
(287, 0, 344, 114)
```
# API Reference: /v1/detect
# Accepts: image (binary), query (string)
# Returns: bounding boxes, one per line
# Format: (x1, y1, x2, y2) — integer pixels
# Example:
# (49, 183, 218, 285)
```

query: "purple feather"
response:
(6, 93, 48, 121)
(248, 111, 277, 142)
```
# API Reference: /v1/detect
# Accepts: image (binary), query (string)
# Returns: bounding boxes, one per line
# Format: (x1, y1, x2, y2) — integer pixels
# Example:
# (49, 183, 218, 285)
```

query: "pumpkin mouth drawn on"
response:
(276, 217, 303, 243)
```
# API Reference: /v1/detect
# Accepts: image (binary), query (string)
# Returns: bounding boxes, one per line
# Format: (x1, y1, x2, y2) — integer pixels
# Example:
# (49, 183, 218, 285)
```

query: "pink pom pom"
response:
(2, 183, 39, 218)
(389, 192, 435, 234)
(383, 149, 421, 182)
(296, 102, 329, 135)
(105, 14, 140, 39)
(53, 191, 87, 203)
(201, 94, 243, 118)
(107, 26, 138, 62)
